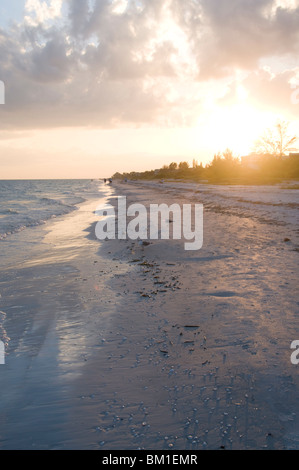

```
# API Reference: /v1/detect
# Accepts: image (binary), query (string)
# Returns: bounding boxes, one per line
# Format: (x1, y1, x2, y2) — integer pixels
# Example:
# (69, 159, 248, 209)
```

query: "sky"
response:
(0, 0, 299, 179)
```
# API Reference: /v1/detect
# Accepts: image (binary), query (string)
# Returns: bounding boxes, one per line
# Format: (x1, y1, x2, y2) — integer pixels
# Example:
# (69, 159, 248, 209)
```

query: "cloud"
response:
(183, 0, 299, 79)
(0, 0, 299, 132)
(25, 0, 63, 25)
(217, 67, 299, 124)
(243, 68, 299, 116)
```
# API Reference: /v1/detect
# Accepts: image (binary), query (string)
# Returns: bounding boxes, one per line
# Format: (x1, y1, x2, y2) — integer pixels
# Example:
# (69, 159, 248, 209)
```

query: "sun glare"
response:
(197, 104, 277, 157)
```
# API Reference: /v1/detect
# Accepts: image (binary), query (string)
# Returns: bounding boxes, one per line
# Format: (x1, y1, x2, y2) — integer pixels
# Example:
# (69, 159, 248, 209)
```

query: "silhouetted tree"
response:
(169, 162, 178, 170)
(206, 149, 240, 181)
(179, 161, 189, 170)
(254, 120, 297, 157)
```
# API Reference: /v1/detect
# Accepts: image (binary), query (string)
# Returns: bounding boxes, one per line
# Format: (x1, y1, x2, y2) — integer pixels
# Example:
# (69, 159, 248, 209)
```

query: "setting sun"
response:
(197, 104, 279, 157)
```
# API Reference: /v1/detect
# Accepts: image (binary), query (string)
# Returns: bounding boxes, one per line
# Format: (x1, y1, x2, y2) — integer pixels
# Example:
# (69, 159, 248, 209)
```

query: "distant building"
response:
(241, 153, 262, 170)
(242, 152, 298, 169)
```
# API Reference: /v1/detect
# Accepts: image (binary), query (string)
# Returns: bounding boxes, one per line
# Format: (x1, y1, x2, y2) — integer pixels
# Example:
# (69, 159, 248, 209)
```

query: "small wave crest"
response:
(0, 180, 95, 240)
(0, 206, 77, 240)
(40, 197, 65, 206)
(0, 310, 10, 348)
(0, 208, 19, 215)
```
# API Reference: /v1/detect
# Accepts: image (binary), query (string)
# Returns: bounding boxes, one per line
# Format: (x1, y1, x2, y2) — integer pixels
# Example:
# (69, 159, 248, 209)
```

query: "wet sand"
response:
(0, 180, 298, 449)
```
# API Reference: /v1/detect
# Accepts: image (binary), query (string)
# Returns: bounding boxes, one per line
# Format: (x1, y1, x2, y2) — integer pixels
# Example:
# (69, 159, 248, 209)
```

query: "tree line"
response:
(113, 121, 299, 184)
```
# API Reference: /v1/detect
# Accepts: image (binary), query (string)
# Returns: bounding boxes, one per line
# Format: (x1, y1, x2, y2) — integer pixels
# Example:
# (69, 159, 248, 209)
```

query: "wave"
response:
(0, 218, 47, 240)
(0, 310, 10, 348)
(40, 197, 66, 205)
(0, 200, 80, 240)
(0, 179, 103, 240)
(0, 208, 20, 215)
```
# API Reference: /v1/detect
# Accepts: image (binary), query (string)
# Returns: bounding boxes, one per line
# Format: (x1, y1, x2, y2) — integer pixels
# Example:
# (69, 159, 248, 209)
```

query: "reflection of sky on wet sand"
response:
(45, 187, 115, 252)
(38, 186, 132, 380)
(0, 182, 130, 388)
(0, 182, 131, 446)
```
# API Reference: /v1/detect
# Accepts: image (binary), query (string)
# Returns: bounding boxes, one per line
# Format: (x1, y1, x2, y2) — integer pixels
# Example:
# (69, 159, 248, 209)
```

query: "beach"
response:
(0, 179, 298, 450)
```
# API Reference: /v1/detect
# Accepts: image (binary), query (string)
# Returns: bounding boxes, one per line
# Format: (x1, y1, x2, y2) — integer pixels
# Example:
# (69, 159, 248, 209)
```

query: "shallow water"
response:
(0, 180, 121, 448)
(0, 179, 102, 240)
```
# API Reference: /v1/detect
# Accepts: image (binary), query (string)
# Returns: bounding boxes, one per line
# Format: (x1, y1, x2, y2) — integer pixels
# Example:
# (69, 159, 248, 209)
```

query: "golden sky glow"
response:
(0, 0, 299, 178)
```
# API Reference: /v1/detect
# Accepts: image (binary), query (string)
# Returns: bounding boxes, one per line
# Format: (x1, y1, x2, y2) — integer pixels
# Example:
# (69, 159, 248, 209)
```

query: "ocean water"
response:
(0, 179, 109, 272)
(0, 179, 104, 240)
(0, 178, 110, 359)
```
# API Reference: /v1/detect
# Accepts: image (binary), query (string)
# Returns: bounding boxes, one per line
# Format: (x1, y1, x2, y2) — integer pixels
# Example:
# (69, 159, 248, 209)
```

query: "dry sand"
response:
(0, 180, 298, 450)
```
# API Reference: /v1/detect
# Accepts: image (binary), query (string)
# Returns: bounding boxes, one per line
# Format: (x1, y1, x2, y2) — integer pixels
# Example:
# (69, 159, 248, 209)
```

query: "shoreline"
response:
(0, 186, 125, 449)
(0, 180, 298, 449)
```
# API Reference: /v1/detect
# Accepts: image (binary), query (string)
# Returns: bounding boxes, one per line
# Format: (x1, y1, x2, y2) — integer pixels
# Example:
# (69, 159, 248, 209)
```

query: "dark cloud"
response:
(68, 0, 90, 36)
(203, 0, 298, 77)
